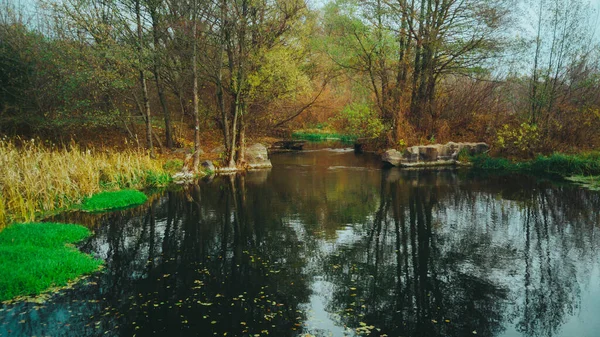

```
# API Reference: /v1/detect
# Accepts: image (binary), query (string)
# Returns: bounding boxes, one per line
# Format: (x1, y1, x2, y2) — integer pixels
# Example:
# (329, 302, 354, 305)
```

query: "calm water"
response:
(2, 149, 600, 337)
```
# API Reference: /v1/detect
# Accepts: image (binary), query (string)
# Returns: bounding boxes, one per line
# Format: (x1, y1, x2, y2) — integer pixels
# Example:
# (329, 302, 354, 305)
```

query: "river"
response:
(1, 148, 600, 337)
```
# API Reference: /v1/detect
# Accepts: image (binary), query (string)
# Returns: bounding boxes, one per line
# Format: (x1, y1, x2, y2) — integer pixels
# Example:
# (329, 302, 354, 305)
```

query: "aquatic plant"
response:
(0, 139, 169, 229)
(80, 189, 148, 212)
(0, 222, 102, 301)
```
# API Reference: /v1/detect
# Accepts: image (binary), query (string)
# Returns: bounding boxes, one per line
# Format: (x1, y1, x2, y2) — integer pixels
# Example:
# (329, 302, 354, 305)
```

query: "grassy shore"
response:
(0, 139, 170, 229)
(0, 222, 102, 301)
(471, 152, 600, 188)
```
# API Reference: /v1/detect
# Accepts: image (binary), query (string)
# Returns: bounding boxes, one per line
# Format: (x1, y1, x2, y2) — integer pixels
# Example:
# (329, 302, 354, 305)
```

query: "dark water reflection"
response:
(2, 149, 600, 337)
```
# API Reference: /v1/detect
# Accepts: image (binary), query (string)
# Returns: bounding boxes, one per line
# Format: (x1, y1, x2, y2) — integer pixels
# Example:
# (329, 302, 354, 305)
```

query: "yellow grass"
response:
(0, 139, 169, 229)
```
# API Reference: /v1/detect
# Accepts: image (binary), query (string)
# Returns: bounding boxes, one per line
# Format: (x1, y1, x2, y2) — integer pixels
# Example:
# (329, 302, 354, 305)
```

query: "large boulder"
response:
(245, 143, 272, 169)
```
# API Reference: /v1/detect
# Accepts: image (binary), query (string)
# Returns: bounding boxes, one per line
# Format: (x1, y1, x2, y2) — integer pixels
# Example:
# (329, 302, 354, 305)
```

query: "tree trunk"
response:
(237, 108, 245, 166)
(192, 0, 201, 172)
(150, 9, 174, 148)
(217, 0, 230, 152)
(136, 0, 154, 157)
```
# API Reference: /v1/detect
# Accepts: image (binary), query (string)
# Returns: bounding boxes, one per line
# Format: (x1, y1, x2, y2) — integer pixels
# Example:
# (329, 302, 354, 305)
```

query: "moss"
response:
(0, 222, 102, 302)
(81, 189, 148, 212)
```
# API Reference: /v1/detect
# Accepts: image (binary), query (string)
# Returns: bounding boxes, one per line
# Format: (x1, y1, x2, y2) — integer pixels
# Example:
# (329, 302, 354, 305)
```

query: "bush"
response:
(495, 123, 540, 157)
(337, 102, 385, 139)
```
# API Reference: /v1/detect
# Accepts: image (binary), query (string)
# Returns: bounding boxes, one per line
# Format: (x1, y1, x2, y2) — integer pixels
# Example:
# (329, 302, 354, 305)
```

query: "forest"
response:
(2, 0, 600, 166)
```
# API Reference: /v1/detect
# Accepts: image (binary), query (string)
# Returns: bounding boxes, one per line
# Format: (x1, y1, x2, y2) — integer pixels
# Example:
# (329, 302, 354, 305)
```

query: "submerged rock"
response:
(383, 142, 489, 167)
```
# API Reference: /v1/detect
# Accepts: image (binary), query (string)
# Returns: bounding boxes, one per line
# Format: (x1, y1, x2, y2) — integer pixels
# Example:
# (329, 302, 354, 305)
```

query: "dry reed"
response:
(0, 139, 169, 229)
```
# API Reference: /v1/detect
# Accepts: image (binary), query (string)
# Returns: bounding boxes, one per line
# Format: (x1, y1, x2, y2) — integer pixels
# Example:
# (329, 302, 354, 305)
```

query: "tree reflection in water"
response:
(1, 150, 600, 337)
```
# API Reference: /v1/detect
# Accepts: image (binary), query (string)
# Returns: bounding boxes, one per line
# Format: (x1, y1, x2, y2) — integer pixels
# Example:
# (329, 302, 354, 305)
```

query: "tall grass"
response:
(0, 139, 170, 229)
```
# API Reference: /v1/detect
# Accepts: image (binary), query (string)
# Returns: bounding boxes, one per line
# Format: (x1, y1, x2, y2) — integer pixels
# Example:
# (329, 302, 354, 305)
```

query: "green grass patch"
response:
(0, 222, 102, 302)
(292, 130, 357, 143)
(81, 189, 148, 212)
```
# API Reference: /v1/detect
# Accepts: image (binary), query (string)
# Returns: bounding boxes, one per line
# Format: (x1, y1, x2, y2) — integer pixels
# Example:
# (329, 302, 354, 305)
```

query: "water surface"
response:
(1, 149, 600, 337)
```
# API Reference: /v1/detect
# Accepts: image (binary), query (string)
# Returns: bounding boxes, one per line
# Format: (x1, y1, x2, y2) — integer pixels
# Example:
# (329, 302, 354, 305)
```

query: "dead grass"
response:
(0, 138, 168, 229)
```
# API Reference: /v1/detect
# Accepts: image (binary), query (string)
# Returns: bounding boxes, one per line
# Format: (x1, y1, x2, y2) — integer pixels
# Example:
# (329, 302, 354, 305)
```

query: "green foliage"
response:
(247, 46, 312, 102)
(397, 139, 407, 151)
(143, 171, 172, 187)
(495, 123, 540, 157)
(0, 222, 102, 301)
(80, 190, 148, 212)
(337, 102, 385, 139)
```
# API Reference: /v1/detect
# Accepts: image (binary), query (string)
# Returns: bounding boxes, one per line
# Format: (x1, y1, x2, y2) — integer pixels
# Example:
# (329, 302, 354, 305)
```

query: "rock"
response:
(382, 149, 404, 166)
(201, 160, 215, 173)
(419, 145, 440, 161)
(245, 143, 272, 169)
(172, 170, 195, 184)
(382, 141, 489, 167)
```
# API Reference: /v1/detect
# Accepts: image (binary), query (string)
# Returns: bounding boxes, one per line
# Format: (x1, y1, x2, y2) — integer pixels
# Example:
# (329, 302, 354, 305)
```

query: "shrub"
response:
(495, 123, 540, 157)
(337, 102, 385, 139)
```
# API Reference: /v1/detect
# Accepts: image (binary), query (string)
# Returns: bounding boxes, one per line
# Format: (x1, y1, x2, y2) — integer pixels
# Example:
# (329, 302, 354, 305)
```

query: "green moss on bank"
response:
(81, 189, 148, 212)
(0, 222, 102, 302)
